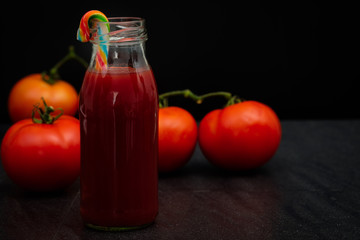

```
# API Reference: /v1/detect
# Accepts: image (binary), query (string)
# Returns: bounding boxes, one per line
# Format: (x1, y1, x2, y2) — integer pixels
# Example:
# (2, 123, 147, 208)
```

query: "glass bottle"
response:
(79, 17, 158, 231)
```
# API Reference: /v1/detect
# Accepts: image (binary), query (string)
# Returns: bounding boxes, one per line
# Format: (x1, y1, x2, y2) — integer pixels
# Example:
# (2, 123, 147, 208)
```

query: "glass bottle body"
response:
(79, 18, 158, 230)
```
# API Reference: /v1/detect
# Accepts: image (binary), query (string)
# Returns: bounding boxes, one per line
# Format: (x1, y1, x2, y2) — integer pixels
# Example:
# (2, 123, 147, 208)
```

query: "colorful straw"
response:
(77, 10, 109, 70)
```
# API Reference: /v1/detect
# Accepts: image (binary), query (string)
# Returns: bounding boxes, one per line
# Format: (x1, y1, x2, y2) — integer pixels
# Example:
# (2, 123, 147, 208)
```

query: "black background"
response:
(1, 3, 359, 122)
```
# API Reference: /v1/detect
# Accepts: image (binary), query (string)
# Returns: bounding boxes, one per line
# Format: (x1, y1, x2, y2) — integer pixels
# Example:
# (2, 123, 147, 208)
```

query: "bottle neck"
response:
(89, 42, 149, 70)
(88, 17, 149, 71)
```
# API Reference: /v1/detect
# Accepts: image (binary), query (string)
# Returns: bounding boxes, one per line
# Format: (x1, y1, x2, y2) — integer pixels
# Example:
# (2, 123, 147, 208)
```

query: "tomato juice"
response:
(79, 67, 158, 229)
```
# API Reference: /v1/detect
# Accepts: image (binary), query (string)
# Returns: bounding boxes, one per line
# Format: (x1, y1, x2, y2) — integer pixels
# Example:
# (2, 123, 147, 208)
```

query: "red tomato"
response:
(1, 115, 80, 191)
(199, 101, 281, 170)
(8, 74, 78, 122)
(158, 107, 198, 172)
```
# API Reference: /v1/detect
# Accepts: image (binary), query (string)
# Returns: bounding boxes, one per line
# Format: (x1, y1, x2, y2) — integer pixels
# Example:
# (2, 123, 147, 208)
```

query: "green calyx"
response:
(32, 98, 63, 124)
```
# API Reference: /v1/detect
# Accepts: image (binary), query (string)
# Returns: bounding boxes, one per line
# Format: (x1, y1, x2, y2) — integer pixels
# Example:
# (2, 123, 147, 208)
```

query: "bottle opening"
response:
(91, 17, 147, 45)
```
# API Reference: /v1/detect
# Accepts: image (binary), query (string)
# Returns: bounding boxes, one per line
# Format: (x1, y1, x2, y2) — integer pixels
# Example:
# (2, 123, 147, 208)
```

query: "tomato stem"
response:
(42, 46, 88, 85)
(159, 89, 242, 108)
(32, 98, 64, 124)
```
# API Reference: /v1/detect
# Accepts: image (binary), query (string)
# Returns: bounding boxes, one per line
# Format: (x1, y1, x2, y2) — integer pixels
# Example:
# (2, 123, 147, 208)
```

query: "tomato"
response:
(199, 101, 281, 170)
(1, 115, 80, 191)
(8, 73, 78, 122)
(158, 107, 198, 172)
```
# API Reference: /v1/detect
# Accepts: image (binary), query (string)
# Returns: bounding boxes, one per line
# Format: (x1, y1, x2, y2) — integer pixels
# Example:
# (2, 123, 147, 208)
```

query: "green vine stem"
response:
(42, 46, 88, 84)
(32, 97, 63, 124)
(159, 89, 242, 108)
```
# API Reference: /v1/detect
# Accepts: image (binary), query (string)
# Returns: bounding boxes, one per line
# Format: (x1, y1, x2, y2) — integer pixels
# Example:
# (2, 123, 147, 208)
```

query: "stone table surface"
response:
(0, 120, 359, 240)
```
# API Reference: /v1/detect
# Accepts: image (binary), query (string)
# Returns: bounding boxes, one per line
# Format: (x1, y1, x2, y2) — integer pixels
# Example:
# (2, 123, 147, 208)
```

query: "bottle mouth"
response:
(91, 17, 147, 45)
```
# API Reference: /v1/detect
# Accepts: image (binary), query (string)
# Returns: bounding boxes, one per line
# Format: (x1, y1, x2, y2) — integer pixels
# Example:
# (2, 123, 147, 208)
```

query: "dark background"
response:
(1, 3, 359, 122)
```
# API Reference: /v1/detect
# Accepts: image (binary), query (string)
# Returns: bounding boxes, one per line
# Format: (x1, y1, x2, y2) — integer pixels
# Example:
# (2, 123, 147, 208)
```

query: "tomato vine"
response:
(159, 89, 243, 108)
(42, 46, 88, 85)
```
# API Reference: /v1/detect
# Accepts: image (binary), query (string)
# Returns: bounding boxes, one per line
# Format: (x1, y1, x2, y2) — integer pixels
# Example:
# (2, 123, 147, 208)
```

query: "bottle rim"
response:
(106, 17, 144, 24)
(90, 17, 147, 45)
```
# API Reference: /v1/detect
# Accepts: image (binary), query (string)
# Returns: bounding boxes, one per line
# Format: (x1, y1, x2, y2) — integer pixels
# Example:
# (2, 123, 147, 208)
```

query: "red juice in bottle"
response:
(79, 66, 158, 230)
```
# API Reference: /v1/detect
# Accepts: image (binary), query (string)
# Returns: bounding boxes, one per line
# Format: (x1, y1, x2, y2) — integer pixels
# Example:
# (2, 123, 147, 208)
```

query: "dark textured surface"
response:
(0, 120, 360, 239)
